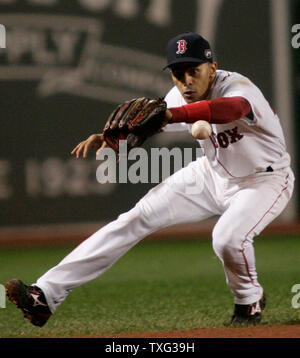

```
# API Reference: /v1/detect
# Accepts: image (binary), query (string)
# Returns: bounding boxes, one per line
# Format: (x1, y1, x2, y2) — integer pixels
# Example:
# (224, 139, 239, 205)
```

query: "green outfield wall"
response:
(0, 0, 298, 227)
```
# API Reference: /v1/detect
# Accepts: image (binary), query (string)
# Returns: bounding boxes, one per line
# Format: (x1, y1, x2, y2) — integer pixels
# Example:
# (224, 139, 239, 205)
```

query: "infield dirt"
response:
(86, 324, 300, 338)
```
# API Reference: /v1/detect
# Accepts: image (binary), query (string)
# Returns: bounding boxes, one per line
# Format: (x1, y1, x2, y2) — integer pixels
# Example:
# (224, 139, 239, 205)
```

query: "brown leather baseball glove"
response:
(102, 97, 168, 153)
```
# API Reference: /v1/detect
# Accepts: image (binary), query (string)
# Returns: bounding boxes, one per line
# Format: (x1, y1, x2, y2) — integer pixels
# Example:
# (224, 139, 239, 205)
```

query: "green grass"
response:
(0, 234, 299, 337)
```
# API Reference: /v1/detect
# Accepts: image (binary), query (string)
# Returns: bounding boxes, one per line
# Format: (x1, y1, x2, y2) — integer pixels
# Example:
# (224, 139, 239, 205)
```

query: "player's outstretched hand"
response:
(71, 133, 104, 159)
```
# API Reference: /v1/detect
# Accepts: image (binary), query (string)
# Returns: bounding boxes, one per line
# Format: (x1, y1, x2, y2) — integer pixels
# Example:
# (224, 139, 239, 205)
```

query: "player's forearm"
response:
(168, 96, 251, 124)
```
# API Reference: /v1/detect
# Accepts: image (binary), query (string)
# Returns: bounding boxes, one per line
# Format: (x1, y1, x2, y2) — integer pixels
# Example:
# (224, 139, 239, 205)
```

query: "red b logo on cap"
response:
(176, 40, 187, 54)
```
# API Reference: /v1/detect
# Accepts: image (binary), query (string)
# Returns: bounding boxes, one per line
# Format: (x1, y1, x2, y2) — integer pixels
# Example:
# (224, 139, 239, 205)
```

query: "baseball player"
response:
(6, 32, 294, 327)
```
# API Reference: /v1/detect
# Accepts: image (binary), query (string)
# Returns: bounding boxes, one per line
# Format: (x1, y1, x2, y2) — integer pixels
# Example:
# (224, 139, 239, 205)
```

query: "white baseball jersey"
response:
(164, 70, 291, 178)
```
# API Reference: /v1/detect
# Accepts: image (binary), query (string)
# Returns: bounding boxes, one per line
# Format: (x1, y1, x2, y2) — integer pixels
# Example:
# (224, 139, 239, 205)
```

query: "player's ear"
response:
(209, 62, 218, 79)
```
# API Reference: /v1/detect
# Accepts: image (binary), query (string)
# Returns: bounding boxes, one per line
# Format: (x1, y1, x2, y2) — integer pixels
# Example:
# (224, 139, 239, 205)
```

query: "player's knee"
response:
(212, 225, 242, 259)
(135, 198, 167, 229)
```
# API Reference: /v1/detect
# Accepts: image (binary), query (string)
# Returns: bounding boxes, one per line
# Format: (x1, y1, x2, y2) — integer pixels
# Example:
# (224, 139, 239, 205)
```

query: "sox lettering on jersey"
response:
(176, 40, 187, 54)
(213, 127, 244, 149)
(225, 127, 244, 143)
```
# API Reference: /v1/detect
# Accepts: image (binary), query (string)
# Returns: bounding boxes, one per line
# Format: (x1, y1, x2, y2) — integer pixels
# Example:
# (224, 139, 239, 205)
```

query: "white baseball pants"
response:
(35, 157, 294, 313)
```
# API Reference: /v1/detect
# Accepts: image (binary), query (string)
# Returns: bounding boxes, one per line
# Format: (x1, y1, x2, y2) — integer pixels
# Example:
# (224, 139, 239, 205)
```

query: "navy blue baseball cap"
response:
(164, 32, 213, 69)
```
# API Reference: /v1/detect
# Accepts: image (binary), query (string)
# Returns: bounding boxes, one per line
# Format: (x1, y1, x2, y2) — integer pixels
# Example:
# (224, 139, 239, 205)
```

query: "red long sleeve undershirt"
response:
(169, 96, 251, 124)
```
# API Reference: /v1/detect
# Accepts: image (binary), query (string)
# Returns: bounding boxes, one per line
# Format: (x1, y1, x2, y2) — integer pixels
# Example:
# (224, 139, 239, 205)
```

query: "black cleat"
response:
(5, 279, 52, 327)
(231, 294, 266, 325)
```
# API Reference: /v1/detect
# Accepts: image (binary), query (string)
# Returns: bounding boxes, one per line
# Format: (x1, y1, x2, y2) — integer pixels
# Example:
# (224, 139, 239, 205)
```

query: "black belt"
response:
(266, 166, 274, 172)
